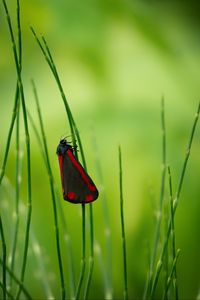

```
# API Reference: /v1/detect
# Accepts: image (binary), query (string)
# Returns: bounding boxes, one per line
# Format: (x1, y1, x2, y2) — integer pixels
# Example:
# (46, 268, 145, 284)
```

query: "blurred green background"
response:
(1, 0, 200, 299)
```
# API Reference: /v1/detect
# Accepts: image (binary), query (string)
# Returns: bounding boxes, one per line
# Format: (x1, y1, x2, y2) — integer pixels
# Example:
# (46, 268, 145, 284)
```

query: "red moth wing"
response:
(57, 140, 99, 204)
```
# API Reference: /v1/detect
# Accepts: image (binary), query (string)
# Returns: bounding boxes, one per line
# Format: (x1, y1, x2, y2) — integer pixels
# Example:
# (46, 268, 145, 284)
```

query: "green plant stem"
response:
(75, 204, 86, 300)
(0, 86, 20, 300)
(0, 85, 19, 184)
(31, 80, 66, 300)
(150, 260, 163, 299)
(0, 281, 14, 300)
(162, 249, 180, 300)
(84, 203, 94, 300)
(31, 29, 94, 299)
(150, 102, 200, 299)
(0, 258, 32, 300)
(28, 97, 76, 299)
(10, 97, 21, 287)
(168, 166, 178, 299)
(119, 146, 128, 300)
(1, 1, 32, 299)
(30, 28, 76, 145)
(144, 97, 166, 299)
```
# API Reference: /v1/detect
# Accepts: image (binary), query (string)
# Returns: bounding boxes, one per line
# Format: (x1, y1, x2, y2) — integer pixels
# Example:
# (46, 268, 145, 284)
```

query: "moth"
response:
(57, 138, 99, 204)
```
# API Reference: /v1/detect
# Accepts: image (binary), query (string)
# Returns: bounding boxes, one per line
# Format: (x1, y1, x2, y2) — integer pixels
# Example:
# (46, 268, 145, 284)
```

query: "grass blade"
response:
(75, 203, 86, 300)
(1, 1, 32, 298)
(31, 80, 66, 299)
(30, 28, 96, 299)
(83, 203, 94, 300)
(168, 166, 179, 299)
(119, 146, 128, 300)
(144, 97, 166, 299)
(150, 102, 200, 299)
(0, 281, 14, 300)
(162, 249, 181, 300)
(10, 97, 21, 287)
(28, 107, 76, 298)
(0, 258, 32, 299)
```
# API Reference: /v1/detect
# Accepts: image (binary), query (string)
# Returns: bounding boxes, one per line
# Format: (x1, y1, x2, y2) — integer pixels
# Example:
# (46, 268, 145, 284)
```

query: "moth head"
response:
(57, 138, 72, 155)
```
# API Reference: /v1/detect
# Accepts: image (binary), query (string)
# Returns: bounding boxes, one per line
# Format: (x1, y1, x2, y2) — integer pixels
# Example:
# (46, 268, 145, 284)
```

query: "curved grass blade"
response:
(30, 28, 96, 299)
(28, 106, 76, 299)
(31, 80, 66, 299)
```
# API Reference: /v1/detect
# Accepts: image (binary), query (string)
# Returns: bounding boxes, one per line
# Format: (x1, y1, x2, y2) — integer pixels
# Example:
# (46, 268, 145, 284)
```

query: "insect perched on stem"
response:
(57, 138, 99, 204)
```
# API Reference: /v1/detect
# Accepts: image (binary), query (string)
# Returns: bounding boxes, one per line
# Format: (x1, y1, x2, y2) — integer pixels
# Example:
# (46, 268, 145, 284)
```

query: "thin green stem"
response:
(1, 1, 32, 299)
(30, 28, 75, 146)
(0, 281, 14, 300)
(31, 29, 93, 298)
(0, 88, 20, 286)
(144, 97, 166, 299)
(119, 146, 128, 300)
(168, 166, 179, 299)
(84, 203, 94, 300)
(0, 1, 21, 298)
(10, 97, 21, 287)
(0, 258, 32, 300)
(175, 102, 200, 205)
(75, 204, 86, 300)
(28, 94, 76, 299)
(0, 85, 19, 185)
(162, 249, 181, 300)
(31, 80, 66, 300)
(150, 260, 163, 299)
(150, 102, 200, 299)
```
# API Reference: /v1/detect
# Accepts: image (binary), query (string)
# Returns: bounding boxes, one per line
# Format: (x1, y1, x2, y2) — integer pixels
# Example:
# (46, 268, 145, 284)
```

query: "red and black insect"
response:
(57, 138, 99, 204)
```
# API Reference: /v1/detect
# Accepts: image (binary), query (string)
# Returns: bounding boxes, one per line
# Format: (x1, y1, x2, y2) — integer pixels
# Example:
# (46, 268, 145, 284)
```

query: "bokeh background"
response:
(1, 0, 200, 299)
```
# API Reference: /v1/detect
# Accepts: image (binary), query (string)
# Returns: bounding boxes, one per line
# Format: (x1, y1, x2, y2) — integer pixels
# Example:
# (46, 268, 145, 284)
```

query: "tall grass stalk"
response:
(28, 108, 76, 299)
(75, 204, 86, 300)
(31, 28, 95, 299)
(162, 249, 180, 300)
(150, 102, 200, 299)
(0, 84, 20, 296)
(1, 1, 32, 298)
(10, 97, 21, 287)
(0, 281, 14, 300)
(83, 204, 94, 300)
(0, 258, 32, 300)
(0, 85, 19, 184)
(31, 80, 66, 299)
(144, 97, 166, 299)
(168, 166, 178, 299)
(119, 146, 128, 300)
